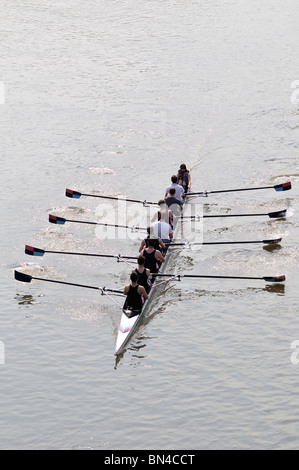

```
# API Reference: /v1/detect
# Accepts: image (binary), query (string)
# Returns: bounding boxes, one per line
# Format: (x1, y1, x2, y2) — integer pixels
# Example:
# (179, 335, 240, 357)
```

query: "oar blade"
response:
(14, 270, 33, 283)
(263, 275, 286, 283)
(49, 214, 66, 225)
(262, 238, 282, 244)
(268, 209, 287, 218)
(25, 245, 45, 256)
(65, 188, 82, 199)
(274, 181, 291, 191)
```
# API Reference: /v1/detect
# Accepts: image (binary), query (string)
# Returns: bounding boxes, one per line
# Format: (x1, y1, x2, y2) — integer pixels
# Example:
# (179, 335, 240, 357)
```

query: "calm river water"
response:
(1, 0, 299, 450)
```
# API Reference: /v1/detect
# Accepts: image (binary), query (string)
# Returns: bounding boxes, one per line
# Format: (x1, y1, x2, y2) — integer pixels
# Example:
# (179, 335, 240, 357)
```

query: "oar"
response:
(14, 270, 124, 294)
(166, 237, 282, 246)
(65, 189, 157, 206)
(187, 181, 292, 197)
(25, 245, 138, 260)
(151, 273, 286, 283)
(181, 209, 287, 220)
(49, 214, 147, 231)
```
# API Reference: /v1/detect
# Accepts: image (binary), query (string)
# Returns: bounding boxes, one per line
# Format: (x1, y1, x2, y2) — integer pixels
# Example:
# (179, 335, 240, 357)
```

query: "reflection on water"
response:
(14, 293, 39, 306)
(114, 338, 151, 369)
(263, 244, 283, 253)
(114, 302, 167, 368)
(263, 283, 285, 295)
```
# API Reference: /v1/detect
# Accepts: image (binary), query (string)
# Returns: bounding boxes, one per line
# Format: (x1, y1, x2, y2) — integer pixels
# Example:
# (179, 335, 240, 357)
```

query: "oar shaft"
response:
(67, 219, 132, 228)
(25, 245, 138, 260)
(14, 270, 125, 294)
(187, 181, 291, 196)
(183, 274, 263, 280)
(30, 276, 101, 290)
(152, 273, 285, 282)
(167, 239, 281, 246)
(152, 273, 263, 280)
(208, 186, 273, 194)
(65, 218, 97, 225)
(49, 215, 146, 231)
(187, 187, 271, 196)
(181, 209, 286, 220)
(202, 240, 265, 245)
(44, 250, 137, 260)
(203, 213, 266, 218)
(45, 250, 117, 258)
(82, 193, 149, 204)
(66, 189, 156, 205)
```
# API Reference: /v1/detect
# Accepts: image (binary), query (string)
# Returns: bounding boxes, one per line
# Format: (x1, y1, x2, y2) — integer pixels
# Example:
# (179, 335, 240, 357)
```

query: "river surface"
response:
(1, 0, 299, 450)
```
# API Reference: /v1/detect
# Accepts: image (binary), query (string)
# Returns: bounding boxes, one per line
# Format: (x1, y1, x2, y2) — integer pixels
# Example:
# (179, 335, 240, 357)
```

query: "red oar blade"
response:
(262, 238, 282, 244)
(263, 275, 286, 283)
(49, 214, 66, 225)
(25, 245, 45, 256)
(65, 188, 82, 199)
(268, 209, 287, 218)
(14, 270, 33, 283)
(274, 181, 291, 191)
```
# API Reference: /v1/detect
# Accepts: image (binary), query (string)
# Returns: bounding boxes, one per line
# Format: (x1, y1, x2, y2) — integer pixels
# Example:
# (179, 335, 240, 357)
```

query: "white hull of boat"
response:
(115, 247, 171, 355)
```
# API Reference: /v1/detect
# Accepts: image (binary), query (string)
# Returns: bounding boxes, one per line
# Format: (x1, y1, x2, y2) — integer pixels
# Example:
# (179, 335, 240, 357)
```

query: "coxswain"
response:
(165, 175, 185, 202)
(164, 187, 183, 218)
(177, 163, 191, 192)
(124, 272, 148, 312)
(141, 238, 165, 274)
(133, 255, 151, 293)
(152, 211, 173, 244)
(138, 227, 166, 253)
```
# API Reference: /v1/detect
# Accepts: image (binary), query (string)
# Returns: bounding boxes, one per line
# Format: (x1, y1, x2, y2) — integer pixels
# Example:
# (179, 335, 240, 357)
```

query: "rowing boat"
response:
(115, 204, 186, 354)
(14, 178, 289, 355)
(115, 242, 171, 355)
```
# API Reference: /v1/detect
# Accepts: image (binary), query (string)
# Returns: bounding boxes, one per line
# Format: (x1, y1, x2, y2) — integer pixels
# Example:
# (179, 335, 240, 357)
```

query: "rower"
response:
(152, 199, 174, 228)
(152, 211, 173, 244)
(139, 227, 166, 253)
(165, 175, 185, 202)
(141, 238, 165, 274)
(177, 163, 191, 193)
(133, 255, 151, 293)
(164, 187, 183, 218)
(124, 272, 148, 312)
